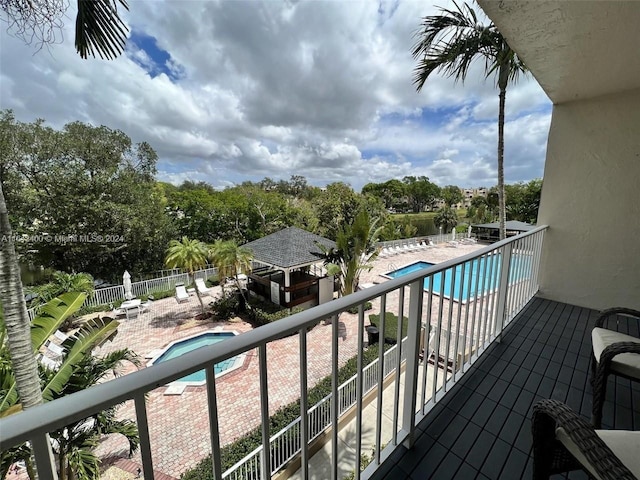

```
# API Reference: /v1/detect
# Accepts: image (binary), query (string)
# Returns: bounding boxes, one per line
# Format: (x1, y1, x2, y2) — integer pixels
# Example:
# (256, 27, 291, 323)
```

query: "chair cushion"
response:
(557, 427, 640, 480)
(592, 327, 640, 378)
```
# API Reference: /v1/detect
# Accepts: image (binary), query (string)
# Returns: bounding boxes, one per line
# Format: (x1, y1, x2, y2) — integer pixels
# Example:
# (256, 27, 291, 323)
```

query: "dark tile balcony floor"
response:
(373, 297, 640, 480)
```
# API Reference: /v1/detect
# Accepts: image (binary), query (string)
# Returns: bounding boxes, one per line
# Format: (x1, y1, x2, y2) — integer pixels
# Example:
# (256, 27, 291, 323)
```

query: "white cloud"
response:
(0, 0, 551, 192)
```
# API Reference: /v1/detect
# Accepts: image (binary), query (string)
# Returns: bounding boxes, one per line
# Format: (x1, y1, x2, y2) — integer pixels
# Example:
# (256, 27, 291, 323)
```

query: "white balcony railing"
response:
(2, 226, 547, 480)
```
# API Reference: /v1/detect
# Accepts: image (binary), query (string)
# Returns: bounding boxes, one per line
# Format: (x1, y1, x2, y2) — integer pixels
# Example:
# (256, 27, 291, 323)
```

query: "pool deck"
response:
(86, 242, 484, 478)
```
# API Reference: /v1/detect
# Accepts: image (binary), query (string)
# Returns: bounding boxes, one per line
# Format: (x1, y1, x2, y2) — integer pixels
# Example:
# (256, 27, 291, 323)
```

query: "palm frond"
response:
(75, 0, 129, 60)
(41, 316, 119, 401)
(412, 1, 527, 92)
(30, 292, 86, 350)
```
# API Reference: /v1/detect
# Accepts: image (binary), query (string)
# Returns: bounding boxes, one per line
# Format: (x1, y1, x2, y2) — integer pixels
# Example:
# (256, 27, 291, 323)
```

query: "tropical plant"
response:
(315, 210, 383, 296)
(28, 271, 95, 308)
(412, 0, 529, 239)
(0, 292, 139, 479)
(0, 181, 46, 478)
(208, 240, 253, 302)
(165, 237, 209, 313)
(0, 4, 132, 478)
(434, 206, 459, 233)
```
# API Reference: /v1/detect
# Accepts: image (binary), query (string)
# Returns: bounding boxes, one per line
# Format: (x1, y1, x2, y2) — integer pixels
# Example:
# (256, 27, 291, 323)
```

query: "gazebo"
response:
(242, 227, 336, 309)
(472, 220, 535, 242)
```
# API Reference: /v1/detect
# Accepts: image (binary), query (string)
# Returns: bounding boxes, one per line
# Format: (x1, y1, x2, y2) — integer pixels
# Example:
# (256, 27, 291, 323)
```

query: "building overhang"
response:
(478, 0, 640, 104)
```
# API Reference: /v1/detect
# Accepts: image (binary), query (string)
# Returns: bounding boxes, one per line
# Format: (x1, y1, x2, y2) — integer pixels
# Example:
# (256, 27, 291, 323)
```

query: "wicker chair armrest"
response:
(600, 341, 640, 367)
(532, 399, 635, 480)
(596, 308, 640, 329)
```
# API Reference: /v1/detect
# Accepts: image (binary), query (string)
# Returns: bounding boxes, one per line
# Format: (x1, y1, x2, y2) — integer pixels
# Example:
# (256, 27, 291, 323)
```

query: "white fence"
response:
(223, 338, 408, 480)
(26, 266, 219, 321)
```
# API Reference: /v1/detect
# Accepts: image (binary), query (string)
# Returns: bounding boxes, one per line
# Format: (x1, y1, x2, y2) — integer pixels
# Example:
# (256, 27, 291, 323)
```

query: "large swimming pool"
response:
(150, 331, 243, 384)
(383, 255, 531, 302)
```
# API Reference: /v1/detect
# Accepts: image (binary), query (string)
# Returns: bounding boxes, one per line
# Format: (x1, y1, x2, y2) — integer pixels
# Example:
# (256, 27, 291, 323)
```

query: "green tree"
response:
(2, 112, 175, 281)
(434, 206, 459, 233)
(412, 1, 528, 239)
(467, 196, 495, 224)
(441, 185, 463, 208)
(505, 179, 542, 224)
(208, 240, 253, 300)
(313, 182, 362, 240)
(165, 237, 209, 312)
(402, 176, 441, 212)
(315, 210, 383, 296)
(362, 179, 407, 211)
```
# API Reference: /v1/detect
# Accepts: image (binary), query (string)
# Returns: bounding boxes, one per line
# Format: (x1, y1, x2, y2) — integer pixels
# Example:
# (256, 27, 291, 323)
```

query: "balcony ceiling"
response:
(478, 0, 640, 104)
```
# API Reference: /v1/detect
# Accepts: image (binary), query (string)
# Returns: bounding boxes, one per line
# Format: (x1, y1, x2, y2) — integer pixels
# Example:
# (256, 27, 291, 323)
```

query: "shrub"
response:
(250, 306, 305, 326)
(346, 301, 373, 315)
(210, 293, 239, 321)
(368, 312, 408, 344)
(206, 275, 220, 287)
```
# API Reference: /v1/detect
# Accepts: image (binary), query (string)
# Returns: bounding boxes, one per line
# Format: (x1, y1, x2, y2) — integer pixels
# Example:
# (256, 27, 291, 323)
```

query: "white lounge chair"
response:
(54, 330, 69, 342)
(40, 355, 61, 370)
(45, 340, 65, 360)
(175, 284, 189, 303)
(195, 278, 212, 296)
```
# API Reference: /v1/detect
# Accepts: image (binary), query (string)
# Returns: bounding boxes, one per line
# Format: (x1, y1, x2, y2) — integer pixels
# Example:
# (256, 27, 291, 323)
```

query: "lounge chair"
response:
(590, 308, 640, 428)
(40, 355, 61, 370)
(44, 340, 65, 360)
(175, 284, 189, 303)
(195, 278, 212, 296)
(54, 330, 69, 342)
(532, 399, 639, 479)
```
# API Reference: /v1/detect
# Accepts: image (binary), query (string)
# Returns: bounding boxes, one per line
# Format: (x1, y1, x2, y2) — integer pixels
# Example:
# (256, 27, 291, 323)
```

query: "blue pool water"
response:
(385, 256, 531, 301)
(153, 332, 238, 383)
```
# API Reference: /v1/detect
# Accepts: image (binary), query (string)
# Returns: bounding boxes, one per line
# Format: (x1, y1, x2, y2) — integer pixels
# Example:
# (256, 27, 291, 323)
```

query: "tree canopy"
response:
(2, 110, 175, 281)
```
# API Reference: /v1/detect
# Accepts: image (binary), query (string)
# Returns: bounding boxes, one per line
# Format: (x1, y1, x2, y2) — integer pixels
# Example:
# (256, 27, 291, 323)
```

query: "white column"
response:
(284, 269, 291, 304)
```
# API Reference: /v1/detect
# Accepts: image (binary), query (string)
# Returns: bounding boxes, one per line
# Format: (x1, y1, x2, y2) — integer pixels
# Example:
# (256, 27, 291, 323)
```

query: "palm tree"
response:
(209, 240, 253, 304)
(0, 3, 130, 477)
(0, 182, 47, 478)
(316, 210, 383, 296)
(434, 206, 459, 233)
(412, 0, 528, 240)
(165, 237, 209, 313)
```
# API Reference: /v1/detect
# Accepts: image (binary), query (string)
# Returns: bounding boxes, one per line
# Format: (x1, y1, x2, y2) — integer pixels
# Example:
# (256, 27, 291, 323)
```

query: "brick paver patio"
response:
(87, 242, 484, 478)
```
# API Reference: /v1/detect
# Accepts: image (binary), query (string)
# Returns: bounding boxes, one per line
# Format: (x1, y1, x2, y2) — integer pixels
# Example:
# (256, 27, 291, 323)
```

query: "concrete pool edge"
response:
(146, 328, 248, 387)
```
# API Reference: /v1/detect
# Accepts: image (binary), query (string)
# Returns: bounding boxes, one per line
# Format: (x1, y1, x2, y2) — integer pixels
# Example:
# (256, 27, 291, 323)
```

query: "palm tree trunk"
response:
(0, 182, 52, 479)
(191, 273, 205, 313)
(497, 84, 507, 240)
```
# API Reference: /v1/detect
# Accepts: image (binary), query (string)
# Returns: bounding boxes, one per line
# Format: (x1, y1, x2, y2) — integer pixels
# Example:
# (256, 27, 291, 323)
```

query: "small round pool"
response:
(148, 330, 245, 385)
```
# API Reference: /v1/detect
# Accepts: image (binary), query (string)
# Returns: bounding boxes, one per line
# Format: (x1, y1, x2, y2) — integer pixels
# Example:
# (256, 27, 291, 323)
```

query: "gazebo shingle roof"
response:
(242, 227, 336, 269)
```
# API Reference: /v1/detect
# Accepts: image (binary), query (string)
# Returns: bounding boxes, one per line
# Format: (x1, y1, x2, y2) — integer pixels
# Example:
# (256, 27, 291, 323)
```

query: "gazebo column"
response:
(284, 269, 291, 304)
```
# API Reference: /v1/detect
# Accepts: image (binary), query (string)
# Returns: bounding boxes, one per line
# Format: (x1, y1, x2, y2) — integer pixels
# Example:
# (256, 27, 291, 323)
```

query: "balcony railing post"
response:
(32, 432, 57, 480)
(401, 279, 424, 448)
(495, 243, 513, 342)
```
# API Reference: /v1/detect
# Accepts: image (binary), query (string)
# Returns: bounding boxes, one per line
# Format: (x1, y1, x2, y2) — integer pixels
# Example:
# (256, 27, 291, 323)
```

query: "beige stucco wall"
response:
(537, 89, 640, 311)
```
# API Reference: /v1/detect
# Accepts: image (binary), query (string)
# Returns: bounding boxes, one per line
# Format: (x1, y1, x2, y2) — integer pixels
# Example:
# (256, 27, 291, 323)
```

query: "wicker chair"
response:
(590, 307, 640, 428)
(532, 399, 639, 480)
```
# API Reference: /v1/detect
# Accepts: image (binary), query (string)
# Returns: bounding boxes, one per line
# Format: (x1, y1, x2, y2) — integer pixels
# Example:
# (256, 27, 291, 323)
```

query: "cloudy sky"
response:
(0, 0, 551, 191)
